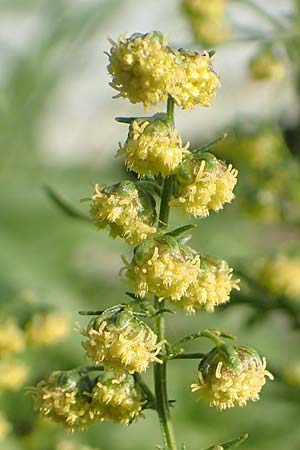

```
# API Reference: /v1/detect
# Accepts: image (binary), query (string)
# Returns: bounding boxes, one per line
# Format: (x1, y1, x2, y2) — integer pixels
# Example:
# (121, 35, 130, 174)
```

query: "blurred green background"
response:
(1, 1, 300, 449)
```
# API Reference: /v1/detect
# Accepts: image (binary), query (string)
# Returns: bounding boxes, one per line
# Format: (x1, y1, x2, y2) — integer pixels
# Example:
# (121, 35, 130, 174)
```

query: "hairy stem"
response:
(154, 96, 178, 450)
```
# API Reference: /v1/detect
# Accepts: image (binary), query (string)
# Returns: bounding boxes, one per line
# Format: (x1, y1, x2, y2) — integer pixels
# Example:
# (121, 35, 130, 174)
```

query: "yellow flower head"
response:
(81, 306, 163, 373)
(170, 50, 220, 110)
(25, 312, 69, 346)
(0, 359, 28, 390)
(28, 371, 95, 430)
(107, 32, 177, 109)
(0, 318, 25, 358)
(92, 371, 143, 424)
(182, 0, 230, 47)
(191, 345, 273, 410)
(249, 49, 285, 81)
(119, 114, 189, 177)
(259, 253, 300, 301)
(90, 181, 156, 245)
(170, 152, 237, 217)
(0, 414, 11, 441)
(122, 235, 201, 301)
(215, 127, 289, 169)
(174, 257, 240, 313)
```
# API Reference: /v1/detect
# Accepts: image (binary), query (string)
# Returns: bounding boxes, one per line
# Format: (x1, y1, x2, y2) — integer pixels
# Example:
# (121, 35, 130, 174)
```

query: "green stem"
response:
(154, 96, 178, 450)
(235, 0, 285, 30)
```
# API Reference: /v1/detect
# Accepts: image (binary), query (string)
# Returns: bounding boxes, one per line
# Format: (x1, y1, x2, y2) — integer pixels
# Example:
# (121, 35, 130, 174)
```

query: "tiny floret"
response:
(119, 114, 189, 177)
(92, 371, 144, 424)
(0, 318, 25, 358)
(90, 181, 156, 245)
(28, 371, 96, 430)
(81, 306, 163, 373)
(107, 32, 177, 109)
(191, 345, 273, 410)
(174, 257, 240, 313)
(170, 50, 220, 110)
(25, 312, 69, 346)
(123, 235, 201, 301)
(170, 152, 238, 217)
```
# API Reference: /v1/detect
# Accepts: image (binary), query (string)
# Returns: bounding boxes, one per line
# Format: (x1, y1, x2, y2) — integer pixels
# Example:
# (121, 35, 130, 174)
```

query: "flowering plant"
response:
(29, 31, 273, 450)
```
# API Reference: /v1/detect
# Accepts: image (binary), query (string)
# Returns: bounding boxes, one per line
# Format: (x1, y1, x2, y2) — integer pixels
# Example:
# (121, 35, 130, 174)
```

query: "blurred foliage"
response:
(1, 1, 300, 450)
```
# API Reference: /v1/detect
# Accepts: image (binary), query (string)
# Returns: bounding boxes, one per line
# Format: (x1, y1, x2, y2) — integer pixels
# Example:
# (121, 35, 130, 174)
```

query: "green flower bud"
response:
(90, 181, 156, 245)
(80, 306, 163, 373)
(92, 371, 144, 424)
(119, 114, 189, 177)
(191, 345, 273, 410)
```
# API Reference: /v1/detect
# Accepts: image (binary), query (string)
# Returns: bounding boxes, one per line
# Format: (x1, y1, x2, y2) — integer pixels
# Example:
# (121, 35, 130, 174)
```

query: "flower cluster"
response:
(25, 311, 69, 346)
(191, 346, 273, 410)
(29, 371, 95, 430)
(182, 0, 230, 46)
(81, 306, 164, 373)
(90, 181, 156, 245)
(92, 371, 143, 424)
(259, 252, 300, 301)
(108, 32, 219, 110)
(170, 152, 238, 218)
(249, 49, 285, 81)
(119, 114, 189, 177)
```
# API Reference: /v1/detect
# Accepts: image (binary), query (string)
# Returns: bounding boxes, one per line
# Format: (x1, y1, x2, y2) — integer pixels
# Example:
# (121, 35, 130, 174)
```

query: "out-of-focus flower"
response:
(92, 371, 144, 424)
(25, 312, 69, 346)
(283, 363, 300, 388)
(174, 257, 239, 313)
(123, 236, 201, 301)
(107, 32, 177, 109)
(57, 441, 99, 450)
(249, 49, 285, 81)
(81, 306, 163, 373)
(182, 0, 230, 46)
(0, 318, 25, 358)
(191, 346, 273, 410)
(0, 359, 28, 390)
(170, 50, 220, 110)
(0, 414, 11, 441)
(170, 152, 237, 217)
(28, 371, 96, 430)
(90, 181, 156, 245)
(119, 114, 189, 177)
(259, 253, 300, 301)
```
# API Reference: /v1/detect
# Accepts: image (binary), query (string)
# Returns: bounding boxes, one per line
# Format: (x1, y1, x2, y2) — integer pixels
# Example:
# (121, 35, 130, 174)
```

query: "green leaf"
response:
(191, 133, 227, 154)
(166, 224, 196, 238)
(44, 185, 91, 222)
(204, 433, 248, 450)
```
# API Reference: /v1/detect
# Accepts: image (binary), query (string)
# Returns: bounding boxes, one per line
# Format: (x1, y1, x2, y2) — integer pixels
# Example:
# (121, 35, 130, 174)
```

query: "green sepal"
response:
(203, 433, 248, 450)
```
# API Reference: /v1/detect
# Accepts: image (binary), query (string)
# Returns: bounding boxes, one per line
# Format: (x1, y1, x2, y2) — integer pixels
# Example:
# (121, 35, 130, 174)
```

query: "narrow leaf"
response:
(166, 224, 196, 238)
(204, 433, 248, 450)
(191, 133, 227, 154)
(44, 185, 91, 222)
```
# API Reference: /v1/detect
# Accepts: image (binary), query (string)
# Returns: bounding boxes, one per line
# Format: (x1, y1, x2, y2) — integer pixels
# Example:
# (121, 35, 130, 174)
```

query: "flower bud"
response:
(174, 257, 239, 313)
(170, 50, 220, 110)
(0, 414, 10, 441)
(90, 181, 156, 245)
(119, 114, 189, 177)
(92, 371, 143, 424)
(182, 0, 230, 47)
(170, 152, 237, 217)
(25, 311, 69, 346)
(122, 235, 201, 301)
(0, 318, 24, 357)
(28, 371, 96, 430)
(81, 306, 163, 373)
(249, 49, 285, 81)
(0, 359, 28, 390)
(107, 32, 177, 109)
(191, 345, 273, 410)
(259, 252, 300, 301)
